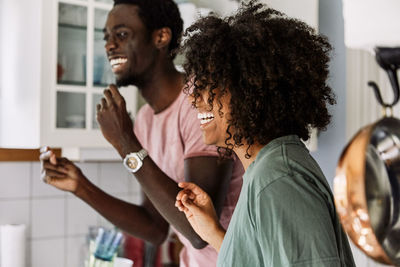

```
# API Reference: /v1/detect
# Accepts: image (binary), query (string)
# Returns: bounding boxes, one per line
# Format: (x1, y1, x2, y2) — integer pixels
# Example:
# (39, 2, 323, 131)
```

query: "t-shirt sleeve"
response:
(253, 176, 342, 266)
(179, 96, 219, 159)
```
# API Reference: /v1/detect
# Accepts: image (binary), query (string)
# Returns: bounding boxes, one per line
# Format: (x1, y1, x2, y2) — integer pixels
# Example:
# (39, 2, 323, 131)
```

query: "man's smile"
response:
(109, 57, 128, 72)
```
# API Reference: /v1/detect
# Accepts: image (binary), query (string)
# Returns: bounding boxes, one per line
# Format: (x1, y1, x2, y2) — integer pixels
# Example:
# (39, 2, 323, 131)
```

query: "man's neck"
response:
(138, 62, 184, 114)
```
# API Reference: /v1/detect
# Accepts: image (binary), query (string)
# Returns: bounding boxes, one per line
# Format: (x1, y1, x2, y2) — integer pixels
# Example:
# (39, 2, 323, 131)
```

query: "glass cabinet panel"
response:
(94, 9, 114, 87)
(57, 3, 87, 85)
(96, 0, 113, 3)
(56, 92, 86, 129)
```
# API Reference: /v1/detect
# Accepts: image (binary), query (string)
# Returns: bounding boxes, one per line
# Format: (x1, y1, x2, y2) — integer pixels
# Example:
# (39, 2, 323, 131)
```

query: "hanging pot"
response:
(334, 47, 400, 266)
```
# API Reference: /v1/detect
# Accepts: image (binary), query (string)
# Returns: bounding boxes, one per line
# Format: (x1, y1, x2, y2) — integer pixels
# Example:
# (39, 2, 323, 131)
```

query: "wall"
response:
(0, 161, 141, 267)
(264, 0, 318, 30)
(346, 48, 399, 139)
(311, 0, 346, 187)
(314, 1, 391, 267)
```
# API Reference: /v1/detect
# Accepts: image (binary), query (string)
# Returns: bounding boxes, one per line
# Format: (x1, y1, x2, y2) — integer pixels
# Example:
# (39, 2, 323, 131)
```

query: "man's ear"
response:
(153, 27, 172, 50)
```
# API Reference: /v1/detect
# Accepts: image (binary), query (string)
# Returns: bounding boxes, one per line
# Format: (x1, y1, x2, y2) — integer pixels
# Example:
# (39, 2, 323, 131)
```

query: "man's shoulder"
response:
(136, 103, 152, 119)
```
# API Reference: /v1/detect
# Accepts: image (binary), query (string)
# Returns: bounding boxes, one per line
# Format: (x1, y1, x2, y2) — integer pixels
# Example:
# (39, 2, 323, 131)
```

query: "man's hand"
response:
(96, 84, 138, 154)
(40, 147, 86, 194)
(175, 182, 225, 251)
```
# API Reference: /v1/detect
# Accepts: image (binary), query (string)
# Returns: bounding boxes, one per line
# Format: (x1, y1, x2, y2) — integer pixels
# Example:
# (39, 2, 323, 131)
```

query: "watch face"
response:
(127, 157, 138, 169)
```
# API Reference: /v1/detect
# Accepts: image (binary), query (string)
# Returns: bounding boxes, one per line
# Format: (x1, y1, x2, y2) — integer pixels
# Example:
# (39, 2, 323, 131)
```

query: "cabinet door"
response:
(42, 0, 138, 150)
(56, 3, 88, 130)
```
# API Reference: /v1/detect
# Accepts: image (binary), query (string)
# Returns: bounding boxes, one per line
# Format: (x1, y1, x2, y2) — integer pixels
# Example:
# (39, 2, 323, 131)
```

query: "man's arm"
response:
(131, 155, 233, 249)
(184, 157, 233, 217)
(40, 152, 169, 245)
(97, 85, 234, 249)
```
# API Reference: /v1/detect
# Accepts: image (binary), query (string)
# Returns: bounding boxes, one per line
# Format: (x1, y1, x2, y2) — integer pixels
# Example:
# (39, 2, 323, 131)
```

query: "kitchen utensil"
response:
(334, 47, 400, 266)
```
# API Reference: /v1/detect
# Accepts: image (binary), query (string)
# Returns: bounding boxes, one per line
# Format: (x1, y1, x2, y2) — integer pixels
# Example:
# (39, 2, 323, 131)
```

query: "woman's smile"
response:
(193, 90, 231, 147)
(197, 112, 215, 128)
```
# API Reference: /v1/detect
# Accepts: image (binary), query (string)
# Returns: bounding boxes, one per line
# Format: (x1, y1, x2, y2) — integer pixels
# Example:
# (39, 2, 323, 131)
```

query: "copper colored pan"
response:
(334, 47, 400, 266)
(334, 117, 400, 265)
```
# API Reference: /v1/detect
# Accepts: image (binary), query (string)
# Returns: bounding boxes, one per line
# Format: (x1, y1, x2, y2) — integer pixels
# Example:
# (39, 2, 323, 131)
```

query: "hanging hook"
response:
(367, 47, 400, 109)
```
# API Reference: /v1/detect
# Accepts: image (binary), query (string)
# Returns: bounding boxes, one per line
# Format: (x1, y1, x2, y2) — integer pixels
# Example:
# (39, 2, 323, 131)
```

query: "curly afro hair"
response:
(114, 0, 183, 59)
(182, 0, 335, 157)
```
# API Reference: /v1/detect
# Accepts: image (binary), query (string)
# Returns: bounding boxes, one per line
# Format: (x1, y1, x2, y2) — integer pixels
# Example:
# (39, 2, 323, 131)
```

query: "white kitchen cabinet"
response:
(0, 0, 138, 158)
(0, 0, 319, 156)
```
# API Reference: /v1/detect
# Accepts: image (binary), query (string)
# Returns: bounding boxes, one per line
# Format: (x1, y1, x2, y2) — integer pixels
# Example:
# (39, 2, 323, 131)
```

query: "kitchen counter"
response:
(0, 148, 61, 161)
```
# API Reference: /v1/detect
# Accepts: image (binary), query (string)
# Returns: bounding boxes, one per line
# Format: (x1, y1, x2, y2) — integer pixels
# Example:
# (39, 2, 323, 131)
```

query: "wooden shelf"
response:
(0, 148, 62, 162)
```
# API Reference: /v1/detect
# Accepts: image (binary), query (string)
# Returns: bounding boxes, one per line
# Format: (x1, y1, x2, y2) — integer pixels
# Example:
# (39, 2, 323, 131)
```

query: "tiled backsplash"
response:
(0, 161, 141, 267)
(0, 161, 393, 267)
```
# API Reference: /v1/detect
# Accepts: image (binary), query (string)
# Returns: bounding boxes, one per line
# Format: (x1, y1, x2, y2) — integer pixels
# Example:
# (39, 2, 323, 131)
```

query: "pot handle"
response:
(368, 47, 400, 109)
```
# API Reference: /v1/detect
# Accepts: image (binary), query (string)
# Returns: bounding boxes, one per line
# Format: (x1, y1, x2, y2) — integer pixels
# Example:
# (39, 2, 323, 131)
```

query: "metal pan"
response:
(334, 117, 400, 265)
(334, 47, 400, 266)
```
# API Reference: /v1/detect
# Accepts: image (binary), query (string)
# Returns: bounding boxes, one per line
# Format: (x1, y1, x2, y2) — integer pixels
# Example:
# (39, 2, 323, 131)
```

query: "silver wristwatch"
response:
(123, 149, 148, 173)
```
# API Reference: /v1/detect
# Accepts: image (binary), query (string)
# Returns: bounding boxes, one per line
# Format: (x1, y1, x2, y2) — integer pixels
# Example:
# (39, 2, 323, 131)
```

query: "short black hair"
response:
(182, 0, 335, 157)
(114, 0, 183, 58)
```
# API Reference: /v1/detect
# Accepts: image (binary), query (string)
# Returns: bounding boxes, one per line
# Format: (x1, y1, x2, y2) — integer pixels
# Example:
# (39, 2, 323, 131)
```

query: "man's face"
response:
(103, 4, 158, 87)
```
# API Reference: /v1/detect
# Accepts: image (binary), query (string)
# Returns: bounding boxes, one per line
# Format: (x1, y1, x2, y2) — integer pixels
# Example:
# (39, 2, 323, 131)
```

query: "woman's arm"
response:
(175, 182, 226, 252)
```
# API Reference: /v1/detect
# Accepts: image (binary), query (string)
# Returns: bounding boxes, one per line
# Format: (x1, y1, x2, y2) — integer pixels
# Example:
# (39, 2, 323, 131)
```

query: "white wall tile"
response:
(114, 193, 132, 203)
(0, 162, 30, 198)
(31, 162, 66, 198)
(97, 215, 115, 230)
(76, 162, 99, 186)
(99, 163, 131, 194)
(367, 258, 395, 267)
(0, 199, 30, 226)
(349, 242, 394, 267)
(130, 192, 142, 206)
(66, 235, 87, 267)
(31, 238, 65, 267)
(66, 196, 98, 235)
(0, 160, 141, 267)
(130, 175, 141, 194)
(31, 198, 65, 238)
(350, 242, 368, 267)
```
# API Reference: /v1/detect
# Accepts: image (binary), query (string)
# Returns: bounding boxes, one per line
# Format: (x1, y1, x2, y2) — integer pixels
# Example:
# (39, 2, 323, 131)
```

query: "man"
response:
(40, 0, 243, 266)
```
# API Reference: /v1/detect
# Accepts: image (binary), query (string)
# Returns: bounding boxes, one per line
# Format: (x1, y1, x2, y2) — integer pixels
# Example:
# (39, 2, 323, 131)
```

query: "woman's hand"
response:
(175, 182, 225, 251)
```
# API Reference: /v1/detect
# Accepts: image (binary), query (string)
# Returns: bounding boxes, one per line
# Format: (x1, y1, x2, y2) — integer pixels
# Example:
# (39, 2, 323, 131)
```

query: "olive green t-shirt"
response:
(217, 135, 355, 267)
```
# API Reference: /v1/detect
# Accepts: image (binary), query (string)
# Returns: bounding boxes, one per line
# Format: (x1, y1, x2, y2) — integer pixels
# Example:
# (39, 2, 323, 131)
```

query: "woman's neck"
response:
(233, 143, 265, 171)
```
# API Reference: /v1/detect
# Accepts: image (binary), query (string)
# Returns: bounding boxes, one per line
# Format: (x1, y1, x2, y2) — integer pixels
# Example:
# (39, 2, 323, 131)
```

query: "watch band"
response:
(137, 148, 148, 161)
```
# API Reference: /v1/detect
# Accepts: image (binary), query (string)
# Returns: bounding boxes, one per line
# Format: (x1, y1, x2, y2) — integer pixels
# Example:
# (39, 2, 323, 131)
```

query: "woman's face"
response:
(192, 88, 232, 148)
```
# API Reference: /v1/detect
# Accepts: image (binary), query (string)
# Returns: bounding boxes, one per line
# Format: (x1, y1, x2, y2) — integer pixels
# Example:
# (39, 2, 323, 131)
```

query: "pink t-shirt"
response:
(134, 90, 243, 267)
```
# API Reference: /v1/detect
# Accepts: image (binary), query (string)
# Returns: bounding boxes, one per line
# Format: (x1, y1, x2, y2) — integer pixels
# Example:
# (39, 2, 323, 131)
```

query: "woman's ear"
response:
(153, 27, 172, 50)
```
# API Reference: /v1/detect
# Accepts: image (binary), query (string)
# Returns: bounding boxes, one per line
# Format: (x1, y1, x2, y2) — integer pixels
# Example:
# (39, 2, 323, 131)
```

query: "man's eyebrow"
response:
(103, 24, 128, 33)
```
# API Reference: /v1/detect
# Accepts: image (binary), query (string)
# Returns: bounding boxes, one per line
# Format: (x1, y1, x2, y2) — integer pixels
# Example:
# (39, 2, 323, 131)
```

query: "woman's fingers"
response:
(178, 182, 206, 196)
(176, 194, 195, 211)
(176, 189, 196, 202)
(181, 193, 202, 213)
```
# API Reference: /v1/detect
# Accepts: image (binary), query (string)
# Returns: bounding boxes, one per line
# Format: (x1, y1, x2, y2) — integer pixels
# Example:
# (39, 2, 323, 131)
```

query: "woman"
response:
(175, 1, 356, 266)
